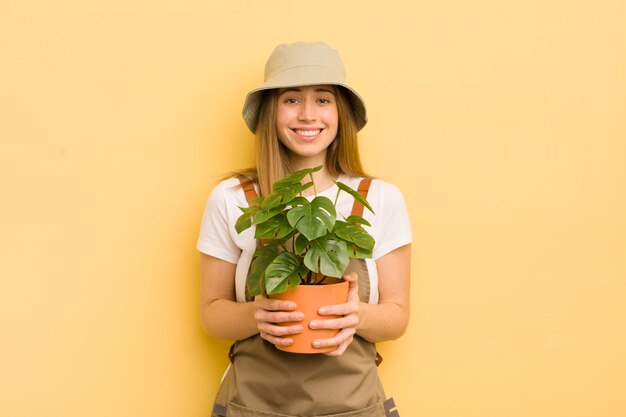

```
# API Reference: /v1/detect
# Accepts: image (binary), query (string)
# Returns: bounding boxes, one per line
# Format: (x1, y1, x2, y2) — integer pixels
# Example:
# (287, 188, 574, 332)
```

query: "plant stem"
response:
(309, 173, 317, 196)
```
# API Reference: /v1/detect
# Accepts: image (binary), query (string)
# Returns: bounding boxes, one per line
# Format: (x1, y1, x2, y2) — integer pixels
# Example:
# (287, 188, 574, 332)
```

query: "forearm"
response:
(357, 244, 412, 343)
(201, 298, 259, 341)
(356, 300, 409, 343)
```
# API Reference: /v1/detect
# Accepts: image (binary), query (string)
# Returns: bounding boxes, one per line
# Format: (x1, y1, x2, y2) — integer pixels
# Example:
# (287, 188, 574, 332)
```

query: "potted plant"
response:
(235, 165, 375, 353)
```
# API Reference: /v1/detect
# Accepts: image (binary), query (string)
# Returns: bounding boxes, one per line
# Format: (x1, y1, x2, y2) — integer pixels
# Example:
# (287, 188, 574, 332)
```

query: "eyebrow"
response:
(279, 87, 335, 95)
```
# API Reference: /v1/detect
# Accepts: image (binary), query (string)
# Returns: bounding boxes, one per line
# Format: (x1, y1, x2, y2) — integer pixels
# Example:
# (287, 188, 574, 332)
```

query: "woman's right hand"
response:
(253, 295, 304, 347)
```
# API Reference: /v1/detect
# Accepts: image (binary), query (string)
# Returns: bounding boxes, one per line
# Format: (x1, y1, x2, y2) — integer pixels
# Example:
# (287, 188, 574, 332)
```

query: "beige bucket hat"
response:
(242, 41, 367, 133)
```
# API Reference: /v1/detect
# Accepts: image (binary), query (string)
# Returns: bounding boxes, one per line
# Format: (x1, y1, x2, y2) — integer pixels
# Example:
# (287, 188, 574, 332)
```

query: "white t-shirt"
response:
(197, 174, 412, 303)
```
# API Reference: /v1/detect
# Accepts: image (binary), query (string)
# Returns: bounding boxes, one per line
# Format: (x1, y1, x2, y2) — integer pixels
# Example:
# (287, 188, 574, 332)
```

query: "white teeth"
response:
(295, 129, 321, 137)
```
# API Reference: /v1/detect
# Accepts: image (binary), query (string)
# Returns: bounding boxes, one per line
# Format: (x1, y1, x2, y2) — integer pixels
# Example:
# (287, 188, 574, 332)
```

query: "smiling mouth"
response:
(293, 129, 322, 137)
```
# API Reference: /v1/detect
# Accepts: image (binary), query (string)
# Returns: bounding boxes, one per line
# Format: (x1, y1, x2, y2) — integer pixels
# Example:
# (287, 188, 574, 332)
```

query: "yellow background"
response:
(1, 1, 625, 416)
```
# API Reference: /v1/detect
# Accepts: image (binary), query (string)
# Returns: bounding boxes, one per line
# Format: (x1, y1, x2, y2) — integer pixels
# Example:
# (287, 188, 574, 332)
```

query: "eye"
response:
(283, 97, 299, 105)
(317, 97, 333, 104)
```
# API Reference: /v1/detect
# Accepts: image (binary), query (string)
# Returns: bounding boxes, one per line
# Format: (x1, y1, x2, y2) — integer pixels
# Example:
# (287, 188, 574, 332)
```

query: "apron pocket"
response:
(320, 400, 386, 417)
(226, 400, 386, 417)
(226, 402, 291, 417)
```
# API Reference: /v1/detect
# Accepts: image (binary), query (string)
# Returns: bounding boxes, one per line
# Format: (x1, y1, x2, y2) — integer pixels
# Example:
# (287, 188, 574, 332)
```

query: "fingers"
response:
(314, 328, 356, 355)
(254, 308, 304, 325)
(316, 278, 360, 317)
(254, 294, 297, 313)
(254, 295, 302, 323)
(258, 328, 299, 347)
(323, 338, 352, 357)
(254, 294, 303, 347)
(316, 301, 359, 317)
(310, 312, 358, 331)
(308, 272, 361, 356)
(342, 271, 358, 283)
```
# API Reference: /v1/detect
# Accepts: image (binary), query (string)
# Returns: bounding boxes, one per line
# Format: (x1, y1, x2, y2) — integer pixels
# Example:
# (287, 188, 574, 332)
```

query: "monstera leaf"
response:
(253, 205, 286, 225)
(246, 245, 278, 297)
(333, 220, 375, 258)
(294, 234, 311, 255)
(254, 213, 293, 240)
(262, 181, 313, 210)
(264, 252, 302, 295)
(336, 181, 374, 214)
(287, 196, 336, 241)
(272, 166, 321, 191)
(303, 238, 349, 278)
(235, 205, 261, 234)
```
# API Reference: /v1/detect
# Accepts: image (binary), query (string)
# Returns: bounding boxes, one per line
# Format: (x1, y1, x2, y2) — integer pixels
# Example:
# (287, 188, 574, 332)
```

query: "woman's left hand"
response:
(309, 272, 360, 356)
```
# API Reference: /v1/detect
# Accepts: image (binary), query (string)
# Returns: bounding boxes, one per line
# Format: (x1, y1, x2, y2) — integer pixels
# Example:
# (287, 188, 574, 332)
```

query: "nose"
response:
(297, 98, 317, 122)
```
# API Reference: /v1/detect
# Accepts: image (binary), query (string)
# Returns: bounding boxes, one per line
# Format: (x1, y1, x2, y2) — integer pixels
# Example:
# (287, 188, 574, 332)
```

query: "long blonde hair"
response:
(237, 86, 367, 196)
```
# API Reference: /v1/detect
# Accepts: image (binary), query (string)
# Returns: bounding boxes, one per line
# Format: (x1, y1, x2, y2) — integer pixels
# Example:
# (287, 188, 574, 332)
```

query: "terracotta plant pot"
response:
(270, 280, 349, 354)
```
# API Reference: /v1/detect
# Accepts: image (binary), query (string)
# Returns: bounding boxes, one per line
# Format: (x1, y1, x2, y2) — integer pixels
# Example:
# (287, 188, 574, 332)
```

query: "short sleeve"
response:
(372, 182, 413, 260)
(196, 180, 241, 264)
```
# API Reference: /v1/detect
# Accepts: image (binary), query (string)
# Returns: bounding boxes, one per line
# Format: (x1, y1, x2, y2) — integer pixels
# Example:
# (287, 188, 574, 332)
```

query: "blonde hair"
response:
(236, 86, 367, 196)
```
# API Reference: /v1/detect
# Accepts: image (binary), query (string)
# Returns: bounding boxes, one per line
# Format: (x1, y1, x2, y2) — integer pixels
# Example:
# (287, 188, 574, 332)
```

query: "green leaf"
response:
(235, 205, 261, 234)
(303, 239, 349, 278)
(253, 205, 285, 224)
(246, 245, 279, 297)
(272, 166, 323, 191)
(235, 214, 252, 234)
(287, 196, 336, 241)
(289, 273, 301, 289)
(336, 181, 374, 214)
(334, 221, 375, 251)
(261, 190, 288, 210)
(254, 214, 293, 240)
(294, 234, 311, 255)
(297, 264, 309, 279)
(250, 197, 264, 206)
(346, 215, 371, 227)
(347, 244, 373, 259)
(262, 183, 307, 210)
(264, 252, 302, 295)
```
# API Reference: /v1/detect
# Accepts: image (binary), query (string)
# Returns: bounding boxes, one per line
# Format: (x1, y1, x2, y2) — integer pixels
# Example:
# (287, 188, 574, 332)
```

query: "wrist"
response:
(356, 301, 370, 335)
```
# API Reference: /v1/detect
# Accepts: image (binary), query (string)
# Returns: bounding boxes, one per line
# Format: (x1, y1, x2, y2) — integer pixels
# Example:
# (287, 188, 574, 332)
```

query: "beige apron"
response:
(211, 178, 400, 417)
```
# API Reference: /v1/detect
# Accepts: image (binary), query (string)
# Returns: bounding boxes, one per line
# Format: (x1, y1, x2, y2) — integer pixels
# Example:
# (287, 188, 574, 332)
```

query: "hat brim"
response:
(242, 65, 367, 133)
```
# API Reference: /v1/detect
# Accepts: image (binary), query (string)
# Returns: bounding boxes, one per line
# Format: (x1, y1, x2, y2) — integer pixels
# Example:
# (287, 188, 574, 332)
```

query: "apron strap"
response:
(237, 176, 268, 247)
(350, 178, 373, 217)
(239, 175, 258, 203)
(238, 176, 263, 303)
(351, 178, 386, 368)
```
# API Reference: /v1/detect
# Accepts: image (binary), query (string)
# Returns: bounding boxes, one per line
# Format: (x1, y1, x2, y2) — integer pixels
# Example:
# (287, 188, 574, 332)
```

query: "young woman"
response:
(198, 41, 412, 417)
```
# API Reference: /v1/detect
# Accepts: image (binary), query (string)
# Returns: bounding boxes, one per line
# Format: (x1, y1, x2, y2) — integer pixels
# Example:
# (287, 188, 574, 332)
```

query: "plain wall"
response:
(1, 1, 625, 416)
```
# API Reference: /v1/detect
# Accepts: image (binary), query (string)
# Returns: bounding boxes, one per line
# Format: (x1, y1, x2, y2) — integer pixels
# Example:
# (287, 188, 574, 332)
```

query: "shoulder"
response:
(372, 178, 405, 197)
(365, 178, 413, 258)
(208, 177, 248, 202)
(350, 176, 406, 202)
(202, 176, 255, 218)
